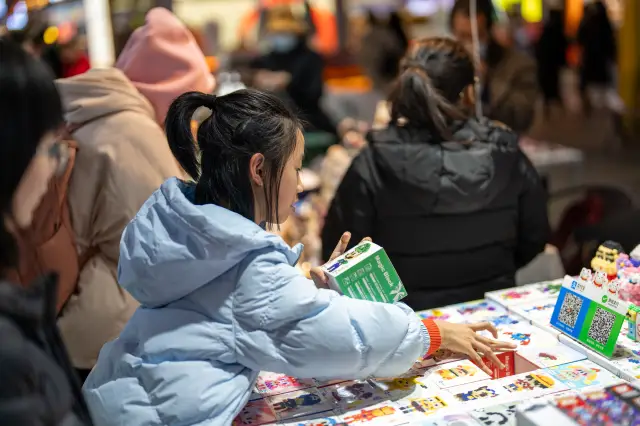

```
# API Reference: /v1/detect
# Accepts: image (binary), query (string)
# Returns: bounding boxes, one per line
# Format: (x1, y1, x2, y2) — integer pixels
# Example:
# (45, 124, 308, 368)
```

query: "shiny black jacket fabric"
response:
(0, 274, 92, 425)
(322, 119, 550, 310)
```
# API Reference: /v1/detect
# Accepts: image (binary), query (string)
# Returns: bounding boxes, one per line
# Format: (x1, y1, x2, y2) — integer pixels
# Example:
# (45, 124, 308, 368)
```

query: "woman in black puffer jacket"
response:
(323, 37, 550, 310)
(0, 37, 92, 425)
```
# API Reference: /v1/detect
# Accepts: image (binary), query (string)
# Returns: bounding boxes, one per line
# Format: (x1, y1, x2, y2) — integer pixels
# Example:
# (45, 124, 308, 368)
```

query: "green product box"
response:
(321, 242, 407, 303)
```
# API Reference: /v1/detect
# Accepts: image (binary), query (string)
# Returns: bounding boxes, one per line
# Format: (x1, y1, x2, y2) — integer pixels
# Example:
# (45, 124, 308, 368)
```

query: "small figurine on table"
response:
(625, 306, 640, 342)
(607, 279, 622, 296)
(591, 240, 625, 280)
(579, 268, 593, 284)
(594, 271, 609, 289)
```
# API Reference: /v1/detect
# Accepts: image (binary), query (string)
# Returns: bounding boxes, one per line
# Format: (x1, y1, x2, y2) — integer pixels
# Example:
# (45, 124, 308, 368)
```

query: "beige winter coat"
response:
(55, 69, 181, 369)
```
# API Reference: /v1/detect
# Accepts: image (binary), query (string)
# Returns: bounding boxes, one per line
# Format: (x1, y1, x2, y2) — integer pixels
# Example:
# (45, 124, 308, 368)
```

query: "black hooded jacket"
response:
(322, 118, 550, 309)
(0, 274, 92, 425)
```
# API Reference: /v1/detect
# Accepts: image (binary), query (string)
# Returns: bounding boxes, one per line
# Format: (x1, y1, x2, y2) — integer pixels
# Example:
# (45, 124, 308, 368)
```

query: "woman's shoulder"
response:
(461, 117, 520, 151)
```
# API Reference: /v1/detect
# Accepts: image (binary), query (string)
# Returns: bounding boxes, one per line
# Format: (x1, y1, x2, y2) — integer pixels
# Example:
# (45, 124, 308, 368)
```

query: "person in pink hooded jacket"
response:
(53, 8, 215, 382)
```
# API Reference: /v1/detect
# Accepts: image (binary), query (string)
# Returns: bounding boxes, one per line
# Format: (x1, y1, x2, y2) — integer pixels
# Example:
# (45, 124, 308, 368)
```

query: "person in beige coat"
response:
(55, 8, 215, 380)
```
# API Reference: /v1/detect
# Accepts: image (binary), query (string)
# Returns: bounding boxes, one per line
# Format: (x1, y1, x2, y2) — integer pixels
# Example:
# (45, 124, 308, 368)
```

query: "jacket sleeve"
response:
(515, 151, 550, 268)
(490, 57, 539, 133)
(232, 249, 436, 380)
(321, 152, 375, 262)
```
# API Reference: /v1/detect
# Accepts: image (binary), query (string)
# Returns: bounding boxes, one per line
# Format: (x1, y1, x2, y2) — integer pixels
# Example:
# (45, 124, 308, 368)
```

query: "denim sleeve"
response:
(232, 249, 431, 380)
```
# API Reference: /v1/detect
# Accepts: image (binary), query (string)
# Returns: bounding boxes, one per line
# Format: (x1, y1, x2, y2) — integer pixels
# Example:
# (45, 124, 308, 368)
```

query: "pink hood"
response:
(115, 8, 215, 124)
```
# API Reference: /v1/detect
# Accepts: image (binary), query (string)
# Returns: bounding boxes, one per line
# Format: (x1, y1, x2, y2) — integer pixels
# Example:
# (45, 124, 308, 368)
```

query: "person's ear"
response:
(249, 153, 265, 187)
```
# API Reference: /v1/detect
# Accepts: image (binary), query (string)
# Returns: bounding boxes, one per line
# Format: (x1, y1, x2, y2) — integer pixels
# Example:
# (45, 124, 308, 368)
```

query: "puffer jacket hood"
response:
(367, 118, 520, 216)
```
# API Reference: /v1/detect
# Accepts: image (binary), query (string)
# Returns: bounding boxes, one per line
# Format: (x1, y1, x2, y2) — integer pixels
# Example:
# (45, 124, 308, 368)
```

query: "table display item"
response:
(591, 241, 625, 281)
(515, 382, 640, 426)
(550, 275, 632, 357)
(267, 388, 334, 421)
(486, 280, 563, 308)
(516, 342, 587, 373)
(320, 242, 407, 303)
(546, 361, 622, 390)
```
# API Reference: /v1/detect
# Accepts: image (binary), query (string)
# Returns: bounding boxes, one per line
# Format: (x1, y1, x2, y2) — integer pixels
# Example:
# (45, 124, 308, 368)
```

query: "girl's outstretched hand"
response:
(310, 232, 372, 289)
(433, 321, 517, 375)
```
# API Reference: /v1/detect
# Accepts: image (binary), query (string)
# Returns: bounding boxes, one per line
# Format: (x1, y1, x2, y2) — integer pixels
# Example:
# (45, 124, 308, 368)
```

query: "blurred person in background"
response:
(60, 35, 90, 78)
(0, 37, 92, 425)
(449, 0, 538, 133)
(577, 0, 617, 114)
(535, 9, 567, 118)
(358, 11, 409, 97)
(322, 37, 549, 310)
(251, 6, 336, 135)
(47, 7, 210, 382)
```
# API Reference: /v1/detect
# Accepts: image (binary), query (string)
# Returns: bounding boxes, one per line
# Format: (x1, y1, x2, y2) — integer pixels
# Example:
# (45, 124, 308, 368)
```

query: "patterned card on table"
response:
(516, 341, 587, 369)
(448, 300, 507, 322)
(339, 401, 407, 425)
(545, 360, 623, 390)
(369, 374, 434, 401)
(485, 286, 553, 308)
(470, 403, 518, 426)
(320, 380, 388, 411)
(276, 411, 345, 425)
(393, 391, 459, 420)
(256, 372, 316, 396)
(234, 399, 278, 426)
(422, 360, 492, 389)
(495, 323, 558, 348)
(496, 371, 568, 398)
(416, 307, 466, 324)
(414, 412, 482, 426)
(445, 380, 509, 408)
(267, 388, 334, 421)
(510, 297, 558, 322)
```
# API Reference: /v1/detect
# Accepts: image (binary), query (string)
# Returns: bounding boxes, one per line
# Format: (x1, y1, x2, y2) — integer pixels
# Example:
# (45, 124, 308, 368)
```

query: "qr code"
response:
(587, 307, 616, 345)
(558, 293, 583, 327)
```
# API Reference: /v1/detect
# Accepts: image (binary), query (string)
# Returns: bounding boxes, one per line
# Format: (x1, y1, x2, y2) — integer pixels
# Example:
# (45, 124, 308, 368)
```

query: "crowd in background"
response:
(0, 0, 623, 425)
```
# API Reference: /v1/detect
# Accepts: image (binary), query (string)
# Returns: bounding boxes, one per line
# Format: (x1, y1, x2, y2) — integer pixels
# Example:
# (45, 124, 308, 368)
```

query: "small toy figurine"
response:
(630, 244, 640, 267)
(591, 240, 625, 280)
(608, 279, 622, 296)
(580, 268, 593, 283)
(626, 306, 640, 342)
(594, 271, 609, 289)
(619, 273, 640, 305)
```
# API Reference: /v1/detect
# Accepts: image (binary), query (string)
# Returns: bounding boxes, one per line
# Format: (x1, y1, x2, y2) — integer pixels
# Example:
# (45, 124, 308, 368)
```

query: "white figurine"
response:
(630, 244, 640, 263)
(594, 271, 608, 288)
(580, 267, 593, 283)
(608, 279, 621, 296)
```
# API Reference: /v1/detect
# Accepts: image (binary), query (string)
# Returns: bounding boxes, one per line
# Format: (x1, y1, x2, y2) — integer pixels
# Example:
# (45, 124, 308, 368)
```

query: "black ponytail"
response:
(165, 91, 215, 180)
(388, 37, 476, 140)
(164, 89, 301, 228)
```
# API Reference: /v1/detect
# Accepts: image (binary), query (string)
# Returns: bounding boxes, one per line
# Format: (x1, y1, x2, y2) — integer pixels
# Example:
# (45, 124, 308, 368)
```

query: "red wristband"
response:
(422, 319, 442, 356)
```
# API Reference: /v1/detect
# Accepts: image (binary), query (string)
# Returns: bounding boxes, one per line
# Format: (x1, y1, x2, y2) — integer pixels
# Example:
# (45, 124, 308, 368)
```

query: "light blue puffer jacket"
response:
(83, 178, 432, 426)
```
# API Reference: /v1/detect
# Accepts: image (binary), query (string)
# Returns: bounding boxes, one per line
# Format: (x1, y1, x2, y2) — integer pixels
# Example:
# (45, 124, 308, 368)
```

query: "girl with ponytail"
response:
(83, 88, 512, 426)
(323, 37, 550, 310)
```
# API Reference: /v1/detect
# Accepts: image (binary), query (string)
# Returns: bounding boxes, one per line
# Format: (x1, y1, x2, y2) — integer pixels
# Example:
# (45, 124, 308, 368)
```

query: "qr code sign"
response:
(587, 307, 616, 345)
(558, 293, 583, 327)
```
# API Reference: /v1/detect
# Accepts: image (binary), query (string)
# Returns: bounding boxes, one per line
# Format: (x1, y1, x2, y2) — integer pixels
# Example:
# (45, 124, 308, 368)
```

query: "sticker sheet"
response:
(485, 287, 552, 308)
(510, 297, 558, 322)
(470, 403, 518, 426)
(256, 372, 316, 395)
(277, 412, 345, 426)
(449, 300, 507, 322)
(416, 307, 465, 324)
(339, 401, 407, 425)
(445, 381, 508, 407)
(497, 371, 568, 398)
(516, 342, 587, 369)
(495, 323, 558, 348)
(234, 399, 278, 426)
(546, 361, 622, 390)
(369, 375, 433, 401)
(414, 412, 482, 426)
(393, 392, 458, 420)
(268, 388, 334, 420)
(320, 380, 388, 411)
(423, 360, 492, 389)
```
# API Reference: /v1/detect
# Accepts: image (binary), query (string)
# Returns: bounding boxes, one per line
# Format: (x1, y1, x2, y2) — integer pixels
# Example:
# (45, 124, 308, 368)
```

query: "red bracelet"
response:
(422, 319, 442, 356)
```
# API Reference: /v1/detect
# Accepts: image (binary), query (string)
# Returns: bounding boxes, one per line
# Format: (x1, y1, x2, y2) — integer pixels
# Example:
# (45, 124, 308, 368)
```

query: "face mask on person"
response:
(269, 34, 298, 53)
